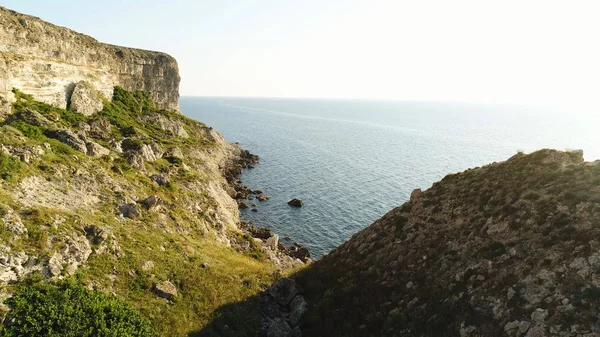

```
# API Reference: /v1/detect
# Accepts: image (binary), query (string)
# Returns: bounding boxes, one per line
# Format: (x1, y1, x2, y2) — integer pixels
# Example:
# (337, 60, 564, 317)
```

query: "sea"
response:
(181, 97, 600, 257)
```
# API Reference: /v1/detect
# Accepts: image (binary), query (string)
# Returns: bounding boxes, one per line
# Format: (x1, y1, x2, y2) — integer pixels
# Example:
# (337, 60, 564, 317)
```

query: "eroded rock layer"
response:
(0, 6, 180, 116)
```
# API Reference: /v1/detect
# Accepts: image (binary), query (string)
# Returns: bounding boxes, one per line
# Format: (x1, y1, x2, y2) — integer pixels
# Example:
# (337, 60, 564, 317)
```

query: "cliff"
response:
(0, 6, 180, 116)
(296, 149, 600, 337)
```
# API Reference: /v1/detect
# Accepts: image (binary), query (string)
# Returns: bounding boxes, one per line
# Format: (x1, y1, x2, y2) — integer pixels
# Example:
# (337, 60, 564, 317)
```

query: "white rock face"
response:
(0, 7, 180, 116)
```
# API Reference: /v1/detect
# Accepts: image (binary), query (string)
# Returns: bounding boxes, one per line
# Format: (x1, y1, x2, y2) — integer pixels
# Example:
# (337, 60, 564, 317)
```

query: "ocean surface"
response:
(181, 97, 599, 257)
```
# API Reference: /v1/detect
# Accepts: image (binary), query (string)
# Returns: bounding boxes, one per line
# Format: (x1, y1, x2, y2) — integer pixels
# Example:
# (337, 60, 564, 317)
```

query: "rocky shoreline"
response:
(223, 146, 311, 269)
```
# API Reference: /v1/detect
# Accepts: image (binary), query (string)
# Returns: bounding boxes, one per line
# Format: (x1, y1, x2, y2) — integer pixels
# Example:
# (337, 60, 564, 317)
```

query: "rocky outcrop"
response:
(297, 149, 600, 337)
(0, 6, 180, 117)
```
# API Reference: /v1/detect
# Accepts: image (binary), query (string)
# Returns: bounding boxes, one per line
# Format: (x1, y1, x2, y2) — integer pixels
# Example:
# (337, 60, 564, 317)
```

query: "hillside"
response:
(296, 149, 600, 337)
(0, 86, 305, 336)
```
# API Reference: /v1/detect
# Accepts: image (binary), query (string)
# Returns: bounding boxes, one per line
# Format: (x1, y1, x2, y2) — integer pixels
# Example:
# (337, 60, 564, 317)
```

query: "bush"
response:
(0, 152, 22, 182)
(0, 277, 153, 337)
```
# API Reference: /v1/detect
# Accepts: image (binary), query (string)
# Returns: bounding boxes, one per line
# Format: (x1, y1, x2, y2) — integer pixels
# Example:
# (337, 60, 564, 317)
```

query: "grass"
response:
(0, 87, 278, 336)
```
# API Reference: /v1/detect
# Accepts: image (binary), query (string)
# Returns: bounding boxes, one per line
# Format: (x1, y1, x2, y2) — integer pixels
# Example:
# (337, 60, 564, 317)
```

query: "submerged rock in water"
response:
(287, 199, 303, 207)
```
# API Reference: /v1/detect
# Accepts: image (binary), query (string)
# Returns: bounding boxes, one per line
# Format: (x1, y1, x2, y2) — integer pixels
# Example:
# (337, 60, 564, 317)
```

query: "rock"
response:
(120, 203, 141, 219)
(141, 195, 163, 212)
(141, 260, 154, 271)
(526, 325, 547, 337)
(290, 247, 311, 263)
(201, 262, 210, 268)
(165, 147, 184, 159)
(89, 117, 113, 138)
(410, 188, 423, 201)
(258, 195, 269, 201)
(289, 295, 308, 327)
(141, 113, 189, 138)
(86, 141, 110, 157)
(269, 278, 298, 306)
(46, 129, 88, 154)
(251, 208, 258, 212)
(84, 225, 108, 244)
(153, 280, 178, 300)
(151, 174, 170, 186)
(266, 235, 280, 250)
(254, 189, 264, 194)
(504, 320, 520, 336)
(519, 321, 532, 334)
(238, 201, 249, 209)
(1, 206, 27, 235)
(47, 252, 64, 277)
(267, 318, 292, 337)
(287, 199, 303, 207)
(69, 81, 104, 116)
(531, 308, 548, 324)
(6, 108, 53, 126)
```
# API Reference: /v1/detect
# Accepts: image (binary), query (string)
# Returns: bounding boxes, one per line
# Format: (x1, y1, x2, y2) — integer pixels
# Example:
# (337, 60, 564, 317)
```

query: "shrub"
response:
(0, 152, 22, 182)
(0, 277, 153, 337)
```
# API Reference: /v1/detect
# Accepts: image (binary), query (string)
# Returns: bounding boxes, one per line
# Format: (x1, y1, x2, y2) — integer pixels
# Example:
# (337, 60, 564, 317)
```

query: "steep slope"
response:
(0, 87, 284, 336)
(297, 150, 600, 337)
(0, 6, 180, 116)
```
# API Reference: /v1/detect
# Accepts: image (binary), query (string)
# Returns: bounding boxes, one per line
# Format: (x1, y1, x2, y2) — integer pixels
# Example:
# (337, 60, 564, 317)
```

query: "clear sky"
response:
(2, 0, 599, 110)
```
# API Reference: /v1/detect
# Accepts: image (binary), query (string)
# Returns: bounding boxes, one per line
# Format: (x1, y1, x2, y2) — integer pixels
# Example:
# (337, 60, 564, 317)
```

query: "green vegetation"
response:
(0, 152, 21, 181)
(0, 87, 278, 336)
(0, 276, 153, 337)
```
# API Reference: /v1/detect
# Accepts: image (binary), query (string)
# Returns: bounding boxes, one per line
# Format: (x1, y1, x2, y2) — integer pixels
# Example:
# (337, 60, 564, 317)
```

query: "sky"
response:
(2, 0, 600, 110)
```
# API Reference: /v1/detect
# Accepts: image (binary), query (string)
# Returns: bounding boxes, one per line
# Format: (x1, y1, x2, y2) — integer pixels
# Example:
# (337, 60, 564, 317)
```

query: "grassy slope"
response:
(0, 88, 276, 336)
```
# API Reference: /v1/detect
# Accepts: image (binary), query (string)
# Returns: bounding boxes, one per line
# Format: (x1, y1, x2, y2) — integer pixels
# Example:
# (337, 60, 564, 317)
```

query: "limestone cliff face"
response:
(0, 6, 180, 115)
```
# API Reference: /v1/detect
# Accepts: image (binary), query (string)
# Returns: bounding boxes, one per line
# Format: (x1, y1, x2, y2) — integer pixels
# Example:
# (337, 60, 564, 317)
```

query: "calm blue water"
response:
(181, 97, 600, 257)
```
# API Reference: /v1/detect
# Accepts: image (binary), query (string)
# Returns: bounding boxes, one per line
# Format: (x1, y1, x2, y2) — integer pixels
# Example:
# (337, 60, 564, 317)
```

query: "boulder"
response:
(6, 108, 53, 126)
(289, 295, 308, 327)
(153, 280, 178, 300)
(290, 247, 311, 263)
(141, 195, 163, 212)
(86, 141, 110, 157)
(267, 318, 293, 337)
(89, 117, 113, 138)
(151, 174, 170, 186)
(119, 203, 141, 219)
(69, 81, 104, 116)
(46, 129, 88, 154)
(140, 113, 189, 138)
(238, 201, 249, 209)
(258, 195, 269, 201)
(287, 199, 303, 207)
(1, 206, 27, 235)
(266, 235, 279, 250)
(269, 278, 298, 306)
(84, 225, 108, 245)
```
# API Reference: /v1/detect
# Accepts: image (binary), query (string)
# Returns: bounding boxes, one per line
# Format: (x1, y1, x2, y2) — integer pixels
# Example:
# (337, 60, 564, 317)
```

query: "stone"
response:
(269, 278, 298, 306)
(266, 235, 280, 250)
(287, 199, 303, 207)
(84, 225, 108, 244)
(120, 203, 141, 219)
(258, 195, 269, 201)
(504, 320, 520, 336)
(519, 321, 532, 334)
(141, 113, 189, 138)
(267, 318, 292, 337)
(290, 247, 311, 262)
(1, 207, 27, 235)
(141, 260, 154, 271)
(6, 108, 53, 126)
(151, 174, 170, 186)
(526, 325, 547, 337)
(89, 117, 113, 137)
(46, 129, 88, 154)
(153, 280, 178, 300)
(141, 195, 163, 212)
(289, 295, 308, 327)
(69, 81, 104, 116)
(86, 141, 110, 157)
(47, 252, 64, 277)
(531, 308, 548, 324)
(238, 202, 249, 209)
